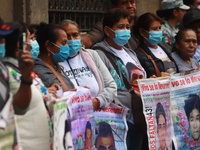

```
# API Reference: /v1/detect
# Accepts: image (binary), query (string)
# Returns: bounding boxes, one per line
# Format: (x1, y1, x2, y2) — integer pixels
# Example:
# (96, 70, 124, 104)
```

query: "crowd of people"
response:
(1, 0, 200, 150)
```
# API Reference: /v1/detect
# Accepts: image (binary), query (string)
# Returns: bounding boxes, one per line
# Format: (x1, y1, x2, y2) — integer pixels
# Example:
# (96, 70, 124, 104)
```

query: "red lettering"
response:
(171, 81, 179, 87)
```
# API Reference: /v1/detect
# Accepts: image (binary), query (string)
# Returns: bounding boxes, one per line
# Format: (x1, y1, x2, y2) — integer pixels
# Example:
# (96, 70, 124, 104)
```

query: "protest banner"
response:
(53, 98, 73, 150)
(170, 71, 200, 149)
(0, 122, 15, 150)
(53, 87, 94, 150)
(65, 87, 95, 150)
(138, 78, 173, 150)
(53, 87, 128, 150)
(0, 94, 15, 150)
(94, 103, 128, 150)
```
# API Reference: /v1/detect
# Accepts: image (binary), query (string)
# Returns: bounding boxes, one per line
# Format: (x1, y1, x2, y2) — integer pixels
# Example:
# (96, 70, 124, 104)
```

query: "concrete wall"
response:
(13, 0, 26, 22)
(26, 0, 48, 24)
(136, 0, 160, 16)
(0, 0, 48, 24)
(13, 0, 48, 24)
(0, 0, 160, 24)
(0, 0, 14, 22)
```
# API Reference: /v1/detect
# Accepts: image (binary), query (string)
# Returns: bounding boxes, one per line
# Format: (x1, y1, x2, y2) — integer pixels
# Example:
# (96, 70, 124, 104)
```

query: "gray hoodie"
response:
(33, 58, 75, 90)
(92, 40, 141, 122)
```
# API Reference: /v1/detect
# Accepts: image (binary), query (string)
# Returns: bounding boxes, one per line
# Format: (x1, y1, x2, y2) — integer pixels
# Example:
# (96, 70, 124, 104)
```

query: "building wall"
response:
(13, 0, 48, 24)
(0, 0, 160, 23)
(136, 0, 160, 16)
(26, 0, 48, 24)
(0, 0, 48, 24)
(0, 0, 13, 22)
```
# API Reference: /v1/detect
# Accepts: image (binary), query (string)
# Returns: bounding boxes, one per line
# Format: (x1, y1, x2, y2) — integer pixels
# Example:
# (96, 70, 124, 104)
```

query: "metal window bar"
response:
(48, 0, 111, 32)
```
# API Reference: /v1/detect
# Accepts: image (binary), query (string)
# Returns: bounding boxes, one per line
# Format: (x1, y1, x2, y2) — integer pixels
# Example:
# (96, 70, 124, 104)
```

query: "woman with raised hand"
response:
(59, 19, 117, 110)
(2, 22, 52, 150)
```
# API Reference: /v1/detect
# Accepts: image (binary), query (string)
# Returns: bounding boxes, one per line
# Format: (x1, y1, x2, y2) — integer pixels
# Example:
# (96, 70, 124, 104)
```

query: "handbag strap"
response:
(43, 61, 69, 91)
(138, 48, 161, 77)
(98, 49, 132, 91)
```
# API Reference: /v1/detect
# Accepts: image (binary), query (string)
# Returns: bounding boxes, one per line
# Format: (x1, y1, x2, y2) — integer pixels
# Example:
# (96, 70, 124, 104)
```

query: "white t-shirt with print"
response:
(61, 54, 99, 98)
(148, 46, 177, 73)
(111, 47, 137, 64)
(110, 47, 146, 77)
(148, 46, 170, 61)
(109, 47, 146, 124)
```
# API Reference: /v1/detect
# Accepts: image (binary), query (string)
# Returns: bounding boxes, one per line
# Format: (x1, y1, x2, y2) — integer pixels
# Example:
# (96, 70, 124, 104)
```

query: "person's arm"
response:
(90, 50, 117, 109)
(82, 20, 105, 48)
(81, 34, 93, 49)
(14, 50, 34, 110)
(47, 83, 62, 98)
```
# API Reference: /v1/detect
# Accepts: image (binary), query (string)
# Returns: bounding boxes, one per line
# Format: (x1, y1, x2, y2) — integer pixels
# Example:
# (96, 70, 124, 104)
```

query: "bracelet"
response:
(20, 76, 33, 86)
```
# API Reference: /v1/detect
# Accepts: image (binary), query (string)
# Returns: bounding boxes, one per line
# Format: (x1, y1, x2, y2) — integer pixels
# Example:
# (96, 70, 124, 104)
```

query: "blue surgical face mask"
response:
(51, 42, 70, 63)
(111, 29, 131, 46)
(0, 44, 5, 59)
(145, 30, 162, 45)
(30, 40, 40, 60)
(68, 39, 82, 57)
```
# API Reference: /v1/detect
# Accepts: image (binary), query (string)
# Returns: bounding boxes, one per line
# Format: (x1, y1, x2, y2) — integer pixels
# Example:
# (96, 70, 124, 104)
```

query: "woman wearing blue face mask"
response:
(33, 22, 75, 92)
(134, 12, 178, 78)
(92, 8, 148, 150)
(2, 21, 54, 150)
(59, 19, 117, 111)
(0, 42, 5, 58)
(29, 39, 40, 60)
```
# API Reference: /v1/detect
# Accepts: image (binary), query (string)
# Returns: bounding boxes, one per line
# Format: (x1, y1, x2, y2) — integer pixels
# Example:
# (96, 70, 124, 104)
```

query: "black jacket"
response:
(135, 42, 178, 78)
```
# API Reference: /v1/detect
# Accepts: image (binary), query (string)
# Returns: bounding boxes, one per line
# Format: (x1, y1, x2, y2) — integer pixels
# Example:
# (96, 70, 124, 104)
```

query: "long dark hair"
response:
(36, 22, 64, 55)
(133, 12, 161, 41)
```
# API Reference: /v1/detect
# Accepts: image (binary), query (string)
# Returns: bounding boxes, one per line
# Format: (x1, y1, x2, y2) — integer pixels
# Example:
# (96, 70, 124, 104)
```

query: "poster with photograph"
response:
(65, 87, 95, 150)
(53, 88, 128, 150)
(0, 94, 15, 150)
(0, 122, 15, 150)
(170, 71, 200, 149)
(53, 98, 73, 150)
(94, 103, 128, 150)
(138, 78, 173, 150)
